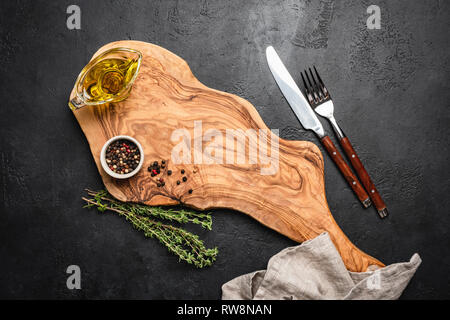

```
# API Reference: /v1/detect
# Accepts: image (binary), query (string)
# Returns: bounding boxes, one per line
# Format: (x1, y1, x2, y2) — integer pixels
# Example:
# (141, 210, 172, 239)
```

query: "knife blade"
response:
(265, 46, 325, 138)
(265, 46, 371, 208)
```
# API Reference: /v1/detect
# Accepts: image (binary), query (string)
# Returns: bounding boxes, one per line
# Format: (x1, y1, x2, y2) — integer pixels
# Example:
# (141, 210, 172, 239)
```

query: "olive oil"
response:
(81, 58, 139, 104)
(69, 47, 142, 110)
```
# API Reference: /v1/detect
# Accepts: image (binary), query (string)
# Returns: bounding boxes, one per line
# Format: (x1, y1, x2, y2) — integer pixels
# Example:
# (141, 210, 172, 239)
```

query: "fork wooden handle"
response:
(320, 136, 371, 208)
(339, 137, 388, 218)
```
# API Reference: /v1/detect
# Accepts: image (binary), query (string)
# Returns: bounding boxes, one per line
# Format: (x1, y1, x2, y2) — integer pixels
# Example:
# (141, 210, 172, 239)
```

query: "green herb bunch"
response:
(82, 189, 218, 268)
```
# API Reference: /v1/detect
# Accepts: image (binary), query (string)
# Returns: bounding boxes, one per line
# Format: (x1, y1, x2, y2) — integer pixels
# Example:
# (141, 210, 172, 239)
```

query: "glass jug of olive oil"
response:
(69, 47, 142, 110)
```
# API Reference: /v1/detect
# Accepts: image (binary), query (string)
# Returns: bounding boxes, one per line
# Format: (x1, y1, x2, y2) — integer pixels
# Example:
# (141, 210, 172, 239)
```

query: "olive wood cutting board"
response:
(69, 40, 384, 272)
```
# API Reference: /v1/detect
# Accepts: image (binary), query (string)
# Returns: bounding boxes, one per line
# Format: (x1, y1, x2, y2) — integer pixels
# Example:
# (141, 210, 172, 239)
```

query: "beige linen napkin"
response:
(222, 232, 421, 300)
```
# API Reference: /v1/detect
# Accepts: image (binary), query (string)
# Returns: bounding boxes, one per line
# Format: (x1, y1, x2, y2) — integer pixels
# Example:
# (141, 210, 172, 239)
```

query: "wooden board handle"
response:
(321, 136, 371, 208)
(340, 137, 388, 218)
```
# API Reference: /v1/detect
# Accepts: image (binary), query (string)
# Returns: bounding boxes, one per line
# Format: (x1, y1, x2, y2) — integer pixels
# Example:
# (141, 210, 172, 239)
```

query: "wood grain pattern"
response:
(340, 137, 387, 215)
(320, 136, 371, 207)
(69, 40, 384, 272)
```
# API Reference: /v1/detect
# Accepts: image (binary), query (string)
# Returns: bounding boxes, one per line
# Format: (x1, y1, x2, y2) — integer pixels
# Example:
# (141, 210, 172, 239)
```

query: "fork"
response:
(301, 67, 388, 218)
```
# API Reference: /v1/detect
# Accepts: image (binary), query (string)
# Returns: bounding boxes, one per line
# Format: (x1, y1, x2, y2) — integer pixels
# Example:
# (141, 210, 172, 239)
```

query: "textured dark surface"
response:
(0, 0, 449, 299)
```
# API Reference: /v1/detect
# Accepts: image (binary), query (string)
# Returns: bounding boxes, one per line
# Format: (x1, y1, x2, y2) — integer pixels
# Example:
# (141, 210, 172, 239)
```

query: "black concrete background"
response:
(0, 0, 449, 299)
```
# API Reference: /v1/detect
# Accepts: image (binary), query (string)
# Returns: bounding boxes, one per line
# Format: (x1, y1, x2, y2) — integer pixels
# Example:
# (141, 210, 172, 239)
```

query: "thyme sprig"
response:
(82, 189, 218, 268)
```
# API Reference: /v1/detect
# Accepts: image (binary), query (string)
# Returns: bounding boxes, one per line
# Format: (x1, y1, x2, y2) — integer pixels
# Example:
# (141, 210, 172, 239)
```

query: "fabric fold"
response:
(222, 233, 421, 300)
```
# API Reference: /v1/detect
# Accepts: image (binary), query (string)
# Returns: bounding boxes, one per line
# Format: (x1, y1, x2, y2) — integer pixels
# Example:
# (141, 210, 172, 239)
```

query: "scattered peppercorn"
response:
(176, 180, 180, 185)
(161, 160, 166, 164)
(147, 166, 152, 172)
(153, 161, 158, 167)
(105, 139, 140, 175)
(167, 170, 172, 176)
(182, 176, 187, 182)
(181, 169, 185, 174)
(188, 189, 193, 194)
(161, 182, 165, 187)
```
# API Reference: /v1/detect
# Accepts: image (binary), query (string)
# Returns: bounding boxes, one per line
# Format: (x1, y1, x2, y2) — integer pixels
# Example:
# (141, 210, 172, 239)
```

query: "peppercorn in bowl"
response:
(100, 135, 144, 179)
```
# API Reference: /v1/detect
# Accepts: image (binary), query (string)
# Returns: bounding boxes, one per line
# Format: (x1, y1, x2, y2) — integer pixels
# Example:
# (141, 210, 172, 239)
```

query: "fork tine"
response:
(313, 66, 329, 97)
(300, 72, 314, 104)
(300, 72, 308, 92)
(304, 70, 319, 103)
(308, 68, 324, 101)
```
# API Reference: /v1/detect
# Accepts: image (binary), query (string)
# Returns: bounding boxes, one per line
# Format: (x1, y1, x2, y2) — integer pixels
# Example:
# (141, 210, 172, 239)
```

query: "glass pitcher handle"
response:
(68, 95, 85, 110)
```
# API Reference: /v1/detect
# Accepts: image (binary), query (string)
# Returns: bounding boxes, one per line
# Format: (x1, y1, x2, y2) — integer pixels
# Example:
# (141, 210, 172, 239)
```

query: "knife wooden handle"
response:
(339, 137, 388, 218)
(321, 136, 371, 208)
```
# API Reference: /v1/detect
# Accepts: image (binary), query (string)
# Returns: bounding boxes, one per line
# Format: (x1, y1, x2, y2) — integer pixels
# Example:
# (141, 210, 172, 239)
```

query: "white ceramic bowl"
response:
(100, 135, 144, 179)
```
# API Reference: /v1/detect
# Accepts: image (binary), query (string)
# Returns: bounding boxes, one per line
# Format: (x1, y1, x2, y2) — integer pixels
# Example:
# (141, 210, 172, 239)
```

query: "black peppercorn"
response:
(188, 189, 193, 194)
(167, 170, 172, 176)
(153, 161, 158, 167)
(161, 182, 165, 187)
(147, 166, 152, 172)
(162, 160, 166, 164)
(181, 169, 185, 174)
(105, 139, 141, 175)
(182, 176, 187, 182)
(176, 180, 180, 185)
